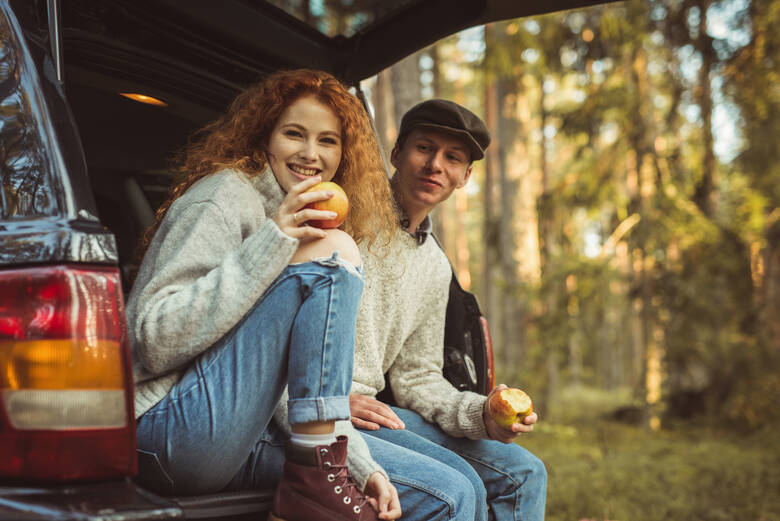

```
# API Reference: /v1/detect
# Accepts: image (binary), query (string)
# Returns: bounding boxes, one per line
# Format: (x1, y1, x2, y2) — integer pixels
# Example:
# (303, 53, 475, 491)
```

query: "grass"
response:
(517, 387, 780, 521)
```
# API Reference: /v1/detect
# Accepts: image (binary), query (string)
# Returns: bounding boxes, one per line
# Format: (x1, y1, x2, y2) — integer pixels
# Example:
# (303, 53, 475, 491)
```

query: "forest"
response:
(276, 0, 778, 518)
(359, 0, 779, 519)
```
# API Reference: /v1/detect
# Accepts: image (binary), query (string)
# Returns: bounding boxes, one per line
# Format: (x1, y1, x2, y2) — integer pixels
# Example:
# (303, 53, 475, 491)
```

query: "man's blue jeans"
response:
(135, 256, 362, 495)
(360, 407, 548, 521)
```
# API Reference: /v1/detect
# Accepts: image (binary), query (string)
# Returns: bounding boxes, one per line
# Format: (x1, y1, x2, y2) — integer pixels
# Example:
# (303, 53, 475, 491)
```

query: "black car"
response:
(0, 1, 606, 519)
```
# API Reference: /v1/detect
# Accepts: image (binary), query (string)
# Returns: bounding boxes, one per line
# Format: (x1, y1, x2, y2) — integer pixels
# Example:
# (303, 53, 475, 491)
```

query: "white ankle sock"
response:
(289, 431, 338, 448)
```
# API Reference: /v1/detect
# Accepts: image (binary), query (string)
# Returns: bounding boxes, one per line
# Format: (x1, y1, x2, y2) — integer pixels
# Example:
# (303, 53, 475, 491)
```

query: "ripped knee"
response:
(290, 228, 361, 267)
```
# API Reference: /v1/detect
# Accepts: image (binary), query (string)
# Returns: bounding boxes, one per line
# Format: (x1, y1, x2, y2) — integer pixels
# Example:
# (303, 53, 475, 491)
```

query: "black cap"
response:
(397, 99, 491, 160)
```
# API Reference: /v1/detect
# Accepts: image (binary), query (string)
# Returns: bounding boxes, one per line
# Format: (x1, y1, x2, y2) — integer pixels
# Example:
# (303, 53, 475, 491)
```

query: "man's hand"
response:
(349, 394, 406, 430)
(364, 472, 402, 520)
(483, 384, 538, 443)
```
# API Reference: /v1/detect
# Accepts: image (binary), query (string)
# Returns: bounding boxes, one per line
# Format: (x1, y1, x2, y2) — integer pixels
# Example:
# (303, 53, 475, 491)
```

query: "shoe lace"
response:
(322, 454, 370, 516)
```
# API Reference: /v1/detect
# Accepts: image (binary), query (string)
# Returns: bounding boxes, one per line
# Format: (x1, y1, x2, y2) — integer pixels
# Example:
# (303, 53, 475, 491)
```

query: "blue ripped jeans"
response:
(135, 255, 362, 496)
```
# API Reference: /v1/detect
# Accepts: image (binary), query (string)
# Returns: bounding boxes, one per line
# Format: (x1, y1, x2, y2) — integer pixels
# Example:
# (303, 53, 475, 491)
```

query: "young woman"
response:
(126, 69, 400, 521)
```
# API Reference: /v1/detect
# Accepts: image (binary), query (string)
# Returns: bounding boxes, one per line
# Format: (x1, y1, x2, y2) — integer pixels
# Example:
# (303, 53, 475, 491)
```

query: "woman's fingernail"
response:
(328, 212, 338, 217)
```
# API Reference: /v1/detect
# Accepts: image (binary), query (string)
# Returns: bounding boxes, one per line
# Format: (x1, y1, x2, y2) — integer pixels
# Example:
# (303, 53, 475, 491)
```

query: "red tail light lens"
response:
(0, 265, 137, 482)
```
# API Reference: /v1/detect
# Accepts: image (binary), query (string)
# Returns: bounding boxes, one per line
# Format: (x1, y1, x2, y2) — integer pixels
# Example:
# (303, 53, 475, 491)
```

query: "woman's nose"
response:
(299, 140, 317, 160)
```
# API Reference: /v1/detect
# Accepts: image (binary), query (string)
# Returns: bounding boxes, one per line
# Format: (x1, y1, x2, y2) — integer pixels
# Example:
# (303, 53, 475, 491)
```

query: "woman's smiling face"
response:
(266, 95, 343, 192)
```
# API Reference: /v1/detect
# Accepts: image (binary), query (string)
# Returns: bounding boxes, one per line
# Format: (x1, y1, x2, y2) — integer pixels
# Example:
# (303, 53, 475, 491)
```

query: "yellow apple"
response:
(303, 181, 349, 228)
(488, 388, 533, 428)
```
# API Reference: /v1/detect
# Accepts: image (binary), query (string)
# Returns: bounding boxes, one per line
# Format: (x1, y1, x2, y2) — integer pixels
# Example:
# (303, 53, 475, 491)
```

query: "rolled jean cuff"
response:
(288, 396, 351, 424)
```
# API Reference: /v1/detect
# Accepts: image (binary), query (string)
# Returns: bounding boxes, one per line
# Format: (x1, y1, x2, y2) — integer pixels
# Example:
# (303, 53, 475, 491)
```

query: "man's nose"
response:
(425, 150, 444, 171)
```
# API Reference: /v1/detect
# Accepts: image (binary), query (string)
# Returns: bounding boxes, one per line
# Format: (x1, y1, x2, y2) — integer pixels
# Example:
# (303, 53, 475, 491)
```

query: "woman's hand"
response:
(273, 175, 338, 240)
(483, 384, 538, 443)
(364, 472, 402, 520)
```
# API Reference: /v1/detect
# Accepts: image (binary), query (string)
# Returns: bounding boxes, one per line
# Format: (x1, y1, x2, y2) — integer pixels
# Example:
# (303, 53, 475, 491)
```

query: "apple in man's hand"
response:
(303, 181, 349, 228)
(488, 388, 534, 428)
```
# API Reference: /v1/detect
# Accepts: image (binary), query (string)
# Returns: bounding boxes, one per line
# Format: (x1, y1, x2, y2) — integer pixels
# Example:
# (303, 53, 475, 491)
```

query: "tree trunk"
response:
(390, 52, 423, 126)
(535, 76, 557, 411)
(498, 79, 520, 374)
(764, 220, 780, 352)
(372, 69, 396, 167)
(482, 26, 499, 351)
(693, 0, 717, 217)
(455, 189, 471, 289)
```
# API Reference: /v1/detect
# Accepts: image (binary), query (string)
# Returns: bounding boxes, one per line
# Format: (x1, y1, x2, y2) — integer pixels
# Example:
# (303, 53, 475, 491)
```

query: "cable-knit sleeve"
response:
(130, 198, 298, 376)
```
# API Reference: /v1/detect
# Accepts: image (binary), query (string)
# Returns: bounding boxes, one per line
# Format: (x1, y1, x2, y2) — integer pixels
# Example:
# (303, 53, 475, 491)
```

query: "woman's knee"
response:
(290, 228, 361, 266)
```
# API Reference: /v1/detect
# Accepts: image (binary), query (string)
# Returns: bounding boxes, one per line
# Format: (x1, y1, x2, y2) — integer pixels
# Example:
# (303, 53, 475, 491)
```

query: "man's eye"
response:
(448, 155, 463, 163)
(417, 145, 429, 152)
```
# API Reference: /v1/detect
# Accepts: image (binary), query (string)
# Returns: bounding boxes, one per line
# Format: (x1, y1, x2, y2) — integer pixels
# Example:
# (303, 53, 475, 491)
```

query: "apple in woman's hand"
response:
(488, 388, 533, 428)
(303, 181, 349, 228)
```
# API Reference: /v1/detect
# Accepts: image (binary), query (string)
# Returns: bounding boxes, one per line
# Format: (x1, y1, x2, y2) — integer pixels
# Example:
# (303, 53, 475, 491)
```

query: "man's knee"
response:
(451, 471, 478, 518)
(433, 471, 477, 521)
(398, 470, 476, 521)
(494, 445, 547, 493)
(527, 452, 547, 487)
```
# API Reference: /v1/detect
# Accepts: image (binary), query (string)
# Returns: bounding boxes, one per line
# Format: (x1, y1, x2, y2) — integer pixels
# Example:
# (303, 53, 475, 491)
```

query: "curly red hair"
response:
(136, 69, 396, 264)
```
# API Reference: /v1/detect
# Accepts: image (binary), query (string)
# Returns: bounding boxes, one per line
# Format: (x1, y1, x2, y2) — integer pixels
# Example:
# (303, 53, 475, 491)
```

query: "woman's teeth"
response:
(289, 164, 319, 176)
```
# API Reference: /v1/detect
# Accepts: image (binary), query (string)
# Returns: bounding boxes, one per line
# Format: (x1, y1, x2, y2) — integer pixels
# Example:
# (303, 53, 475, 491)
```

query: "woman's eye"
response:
(321, 137, 339, 145)
(285, 130, 303, 138)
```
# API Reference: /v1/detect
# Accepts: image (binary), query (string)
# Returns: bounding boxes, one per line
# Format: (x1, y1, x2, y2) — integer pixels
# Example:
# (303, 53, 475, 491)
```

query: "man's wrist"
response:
(481, 400, 494, 439)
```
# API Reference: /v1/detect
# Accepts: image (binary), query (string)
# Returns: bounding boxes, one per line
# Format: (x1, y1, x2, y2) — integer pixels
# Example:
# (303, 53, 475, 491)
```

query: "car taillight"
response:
(479, 317, 495, 391)
(0, 265, 137, 482)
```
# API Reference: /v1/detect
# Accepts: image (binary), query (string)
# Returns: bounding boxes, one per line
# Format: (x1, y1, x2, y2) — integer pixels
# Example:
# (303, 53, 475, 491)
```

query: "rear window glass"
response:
(264, 0, 418, 37)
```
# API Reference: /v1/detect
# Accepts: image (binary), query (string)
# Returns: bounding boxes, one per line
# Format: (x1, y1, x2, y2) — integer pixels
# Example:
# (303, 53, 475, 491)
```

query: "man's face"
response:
(390, 128, 473, 214)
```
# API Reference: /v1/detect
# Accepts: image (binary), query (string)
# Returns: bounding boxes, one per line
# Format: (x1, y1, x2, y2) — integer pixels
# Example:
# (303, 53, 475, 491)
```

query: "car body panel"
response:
(0, 480, 181, 520)
(1, 0, 116, 266)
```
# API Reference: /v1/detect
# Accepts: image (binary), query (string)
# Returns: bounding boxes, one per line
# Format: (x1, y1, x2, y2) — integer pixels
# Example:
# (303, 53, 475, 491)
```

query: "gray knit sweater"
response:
(353, 229, 489, 440)
(126, 168, 386, 488)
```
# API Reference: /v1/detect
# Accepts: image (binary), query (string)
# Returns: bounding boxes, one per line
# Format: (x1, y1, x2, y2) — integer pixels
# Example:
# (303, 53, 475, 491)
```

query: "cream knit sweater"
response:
(353, 228, 489, 440)
(126, 168, 386, 489)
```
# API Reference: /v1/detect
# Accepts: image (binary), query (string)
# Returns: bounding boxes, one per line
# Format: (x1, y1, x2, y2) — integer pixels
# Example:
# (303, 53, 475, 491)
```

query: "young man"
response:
(351, 99, 548, 521)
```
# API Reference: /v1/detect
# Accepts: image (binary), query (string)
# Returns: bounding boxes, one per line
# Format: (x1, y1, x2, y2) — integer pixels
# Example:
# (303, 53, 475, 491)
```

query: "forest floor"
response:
(519, 386, 780, 521)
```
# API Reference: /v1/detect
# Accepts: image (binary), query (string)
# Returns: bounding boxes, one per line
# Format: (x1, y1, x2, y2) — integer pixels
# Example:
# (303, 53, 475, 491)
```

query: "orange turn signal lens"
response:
(0, 339, 123, 390)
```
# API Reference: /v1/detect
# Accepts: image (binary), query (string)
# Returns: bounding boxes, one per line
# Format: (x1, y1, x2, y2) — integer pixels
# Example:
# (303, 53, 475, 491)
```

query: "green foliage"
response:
(460, 0, 780, 516)
(472, 0, 779, 432)
(521, 387, 780, 521)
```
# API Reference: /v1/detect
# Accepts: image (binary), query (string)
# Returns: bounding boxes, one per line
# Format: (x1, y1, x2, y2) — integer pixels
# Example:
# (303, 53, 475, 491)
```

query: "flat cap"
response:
(397, 99, 491, 160)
